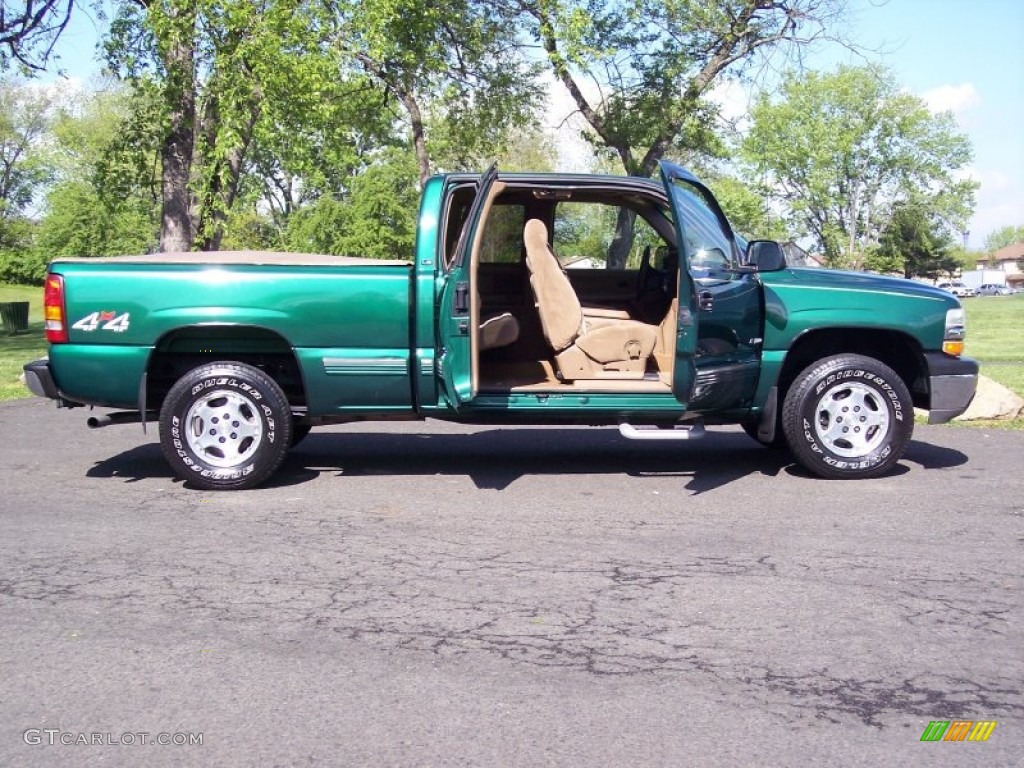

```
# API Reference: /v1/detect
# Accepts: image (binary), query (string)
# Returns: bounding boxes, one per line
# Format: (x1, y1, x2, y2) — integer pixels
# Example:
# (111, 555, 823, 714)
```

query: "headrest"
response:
(524, 219, 549, 256)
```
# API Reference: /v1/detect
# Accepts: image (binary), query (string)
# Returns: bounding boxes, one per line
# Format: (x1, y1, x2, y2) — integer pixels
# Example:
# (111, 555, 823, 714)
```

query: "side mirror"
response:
(746, 240, 786, 272)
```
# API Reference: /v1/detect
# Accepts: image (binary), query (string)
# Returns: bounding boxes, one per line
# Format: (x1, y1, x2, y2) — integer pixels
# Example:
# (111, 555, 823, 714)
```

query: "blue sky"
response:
(47, 0, 1024, 250)
(834, 0, 1024, 248)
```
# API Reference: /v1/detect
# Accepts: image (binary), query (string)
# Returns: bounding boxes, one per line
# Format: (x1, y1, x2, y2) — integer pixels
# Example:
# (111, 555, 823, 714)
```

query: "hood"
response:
(777, 267, 957, 302)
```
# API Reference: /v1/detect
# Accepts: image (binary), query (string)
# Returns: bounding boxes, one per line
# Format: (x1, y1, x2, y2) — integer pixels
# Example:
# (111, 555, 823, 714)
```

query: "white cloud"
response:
(921, 82, 981, 116)
(970, 182, 1024, 245)
(708, 78, 753, 128)
(955, 164, 1023, 245)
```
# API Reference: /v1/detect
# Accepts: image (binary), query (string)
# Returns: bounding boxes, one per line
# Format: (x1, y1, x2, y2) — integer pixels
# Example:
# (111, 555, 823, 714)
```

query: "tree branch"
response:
(0, 0, 75, 70)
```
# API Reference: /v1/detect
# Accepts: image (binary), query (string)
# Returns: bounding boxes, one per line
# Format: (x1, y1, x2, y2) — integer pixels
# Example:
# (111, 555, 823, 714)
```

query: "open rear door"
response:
(659, 161, 701, 404)
(437, 164, 499, 408)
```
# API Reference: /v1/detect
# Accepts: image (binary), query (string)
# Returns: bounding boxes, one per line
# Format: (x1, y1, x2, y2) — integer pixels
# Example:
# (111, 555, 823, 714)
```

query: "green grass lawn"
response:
(0, 283, 46, 401)
(963, 293, 1024, 399)
(1, 283, 1022, 405)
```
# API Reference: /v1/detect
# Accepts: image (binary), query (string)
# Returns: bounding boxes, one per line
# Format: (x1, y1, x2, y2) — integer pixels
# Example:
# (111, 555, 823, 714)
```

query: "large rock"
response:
(954, 374, 1024, 421)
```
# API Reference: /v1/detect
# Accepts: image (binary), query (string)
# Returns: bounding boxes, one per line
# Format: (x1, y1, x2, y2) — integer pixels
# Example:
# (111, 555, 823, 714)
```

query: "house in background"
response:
(562, 255, 605, 270)
(976, 242, 1024, 290)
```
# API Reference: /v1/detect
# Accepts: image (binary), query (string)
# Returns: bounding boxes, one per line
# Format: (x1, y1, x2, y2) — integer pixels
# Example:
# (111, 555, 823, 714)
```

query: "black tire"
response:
(781, 354, 913, 479)
(159, 362, 293, 490)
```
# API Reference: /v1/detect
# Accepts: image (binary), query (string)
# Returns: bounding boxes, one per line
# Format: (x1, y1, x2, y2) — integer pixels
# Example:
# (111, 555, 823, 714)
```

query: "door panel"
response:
(437, 166, 498, 407)
(658, 163, 701, 405)
(692, 274, 762, 409)
(696, 275, 762, 357)
(660, 160, 764, 410)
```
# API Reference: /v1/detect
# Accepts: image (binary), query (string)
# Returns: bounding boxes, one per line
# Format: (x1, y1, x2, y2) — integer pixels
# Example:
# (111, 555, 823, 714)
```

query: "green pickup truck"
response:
(24, 162, 977, 489)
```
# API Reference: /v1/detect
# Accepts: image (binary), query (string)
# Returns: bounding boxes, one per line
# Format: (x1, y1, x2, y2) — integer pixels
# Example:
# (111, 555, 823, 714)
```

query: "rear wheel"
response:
(781, 354, 913, 479)
(159, 362, 292, 490)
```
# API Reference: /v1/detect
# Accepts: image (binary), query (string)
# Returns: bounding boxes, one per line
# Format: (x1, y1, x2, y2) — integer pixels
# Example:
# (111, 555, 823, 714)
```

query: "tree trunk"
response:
(196, 95, 261, 252)
(157, 10, 197, 253)
(397, 89, 430, 187)
(606, 207, 637, 269)
(847, 179, 860, 268)
(351, 53, 430, 186)
(202, 141, 247, 252)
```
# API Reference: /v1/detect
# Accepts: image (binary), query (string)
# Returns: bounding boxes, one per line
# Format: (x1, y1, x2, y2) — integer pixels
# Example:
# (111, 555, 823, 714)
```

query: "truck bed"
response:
(54, 250, 411, 267)
(47, 254, 416, 413)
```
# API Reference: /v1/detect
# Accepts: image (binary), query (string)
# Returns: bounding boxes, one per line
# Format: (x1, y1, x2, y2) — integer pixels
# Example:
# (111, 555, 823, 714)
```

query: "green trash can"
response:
(0, 301, 29, 334)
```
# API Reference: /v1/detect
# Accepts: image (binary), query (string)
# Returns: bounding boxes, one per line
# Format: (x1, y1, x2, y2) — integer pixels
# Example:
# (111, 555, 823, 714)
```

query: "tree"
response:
(240, 63, 398, 231)
(0, 82, 162, 283)
(106, 0, 357, 252)
(0, 76, 57, 218)
(283, 149, 419, 259)
(490, 125, 557, 173)
(36, 179, 154, 256)
(104, 0, 546, 253)
(0, 76, 59, 282)
(521, 0, 848, 266)
(984, 225, 1024, 253)
(698, 173, 786, 241)
(741, 64, 977, 269)
(867, 203, 958, 279)
(334, 0, 539, 186)
(35, 83, 158, 259)
(1, 0, 75, 70)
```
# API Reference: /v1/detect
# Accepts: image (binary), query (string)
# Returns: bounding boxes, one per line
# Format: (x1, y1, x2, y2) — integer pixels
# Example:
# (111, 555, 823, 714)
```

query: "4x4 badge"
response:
(71, 311, 131, 333)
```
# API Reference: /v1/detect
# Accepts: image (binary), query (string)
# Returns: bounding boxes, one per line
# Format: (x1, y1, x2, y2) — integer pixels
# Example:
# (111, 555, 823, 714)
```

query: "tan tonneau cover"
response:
(54, 250, 410, 267)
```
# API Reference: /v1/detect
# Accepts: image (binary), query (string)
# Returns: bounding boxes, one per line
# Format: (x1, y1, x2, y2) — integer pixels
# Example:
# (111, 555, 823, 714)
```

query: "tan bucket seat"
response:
(523, 218, 658, 380)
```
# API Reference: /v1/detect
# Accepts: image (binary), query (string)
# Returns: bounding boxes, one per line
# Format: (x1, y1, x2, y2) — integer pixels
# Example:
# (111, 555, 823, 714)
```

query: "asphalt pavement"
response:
(0, 398, 1021, 767)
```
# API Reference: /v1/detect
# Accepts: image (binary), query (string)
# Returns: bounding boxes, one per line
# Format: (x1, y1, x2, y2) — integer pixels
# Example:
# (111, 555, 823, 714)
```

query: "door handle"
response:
(699, 291, 714, 311)
(454, 281, 469, 315)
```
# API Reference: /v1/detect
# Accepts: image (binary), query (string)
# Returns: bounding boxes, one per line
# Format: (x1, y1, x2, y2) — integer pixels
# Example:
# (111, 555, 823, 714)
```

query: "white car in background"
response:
(976, 283, 1011, 296)
(936, 281, 976, 298)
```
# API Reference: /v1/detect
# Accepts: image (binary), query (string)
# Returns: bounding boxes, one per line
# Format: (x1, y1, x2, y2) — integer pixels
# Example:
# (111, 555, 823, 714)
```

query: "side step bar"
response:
(619, 420, 705, 441)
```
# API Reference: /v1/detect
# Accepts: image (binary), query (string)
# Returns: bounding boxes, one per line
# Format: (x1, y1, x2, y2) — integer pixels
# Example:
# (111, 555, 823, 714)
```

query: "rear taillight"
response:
(44, 274, 68, 343)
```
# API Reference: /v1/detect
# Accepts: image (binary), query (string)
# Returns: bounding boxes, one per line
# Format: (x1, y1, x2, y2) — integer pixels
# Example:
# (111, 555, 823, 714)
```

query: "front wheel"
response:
(781, 354, 913, 479)
(159, 362, 292, 490)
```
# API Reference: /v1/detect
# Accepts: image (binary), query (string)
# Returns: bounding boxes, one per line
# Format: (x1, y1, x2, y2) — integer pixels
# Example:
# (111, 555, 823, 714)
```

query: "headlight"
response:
(943, 307, 965, 356)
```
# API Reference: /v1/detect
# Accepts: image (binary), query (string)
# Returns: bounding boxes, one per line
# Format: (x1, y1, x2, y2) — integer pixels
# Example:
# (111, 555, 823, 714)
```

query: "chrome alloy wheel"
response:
(812, 381, 890, 458)
(184, 389, 264, 468)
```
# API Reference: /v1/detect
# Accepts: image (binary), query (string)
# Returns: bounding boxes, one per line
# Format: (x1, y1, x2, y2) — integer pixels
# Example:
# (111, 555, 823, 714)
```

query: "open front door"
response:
(659, 161, 701, 404)
(437, 165, 499, 408)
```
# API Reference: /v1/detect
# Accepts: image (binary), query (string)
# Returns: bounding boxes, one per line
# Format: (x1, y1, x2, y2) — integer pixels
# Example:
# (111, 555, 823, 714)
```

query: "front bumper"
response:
(924, 352, 979, 424)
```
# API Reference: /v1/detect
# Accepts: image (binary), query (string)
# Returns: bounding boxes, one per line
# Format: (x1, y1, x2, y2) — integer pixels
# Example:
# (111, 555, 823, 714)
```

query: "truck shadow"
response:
(287, 428, 791, 493)
(87, 428, 969, 494)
